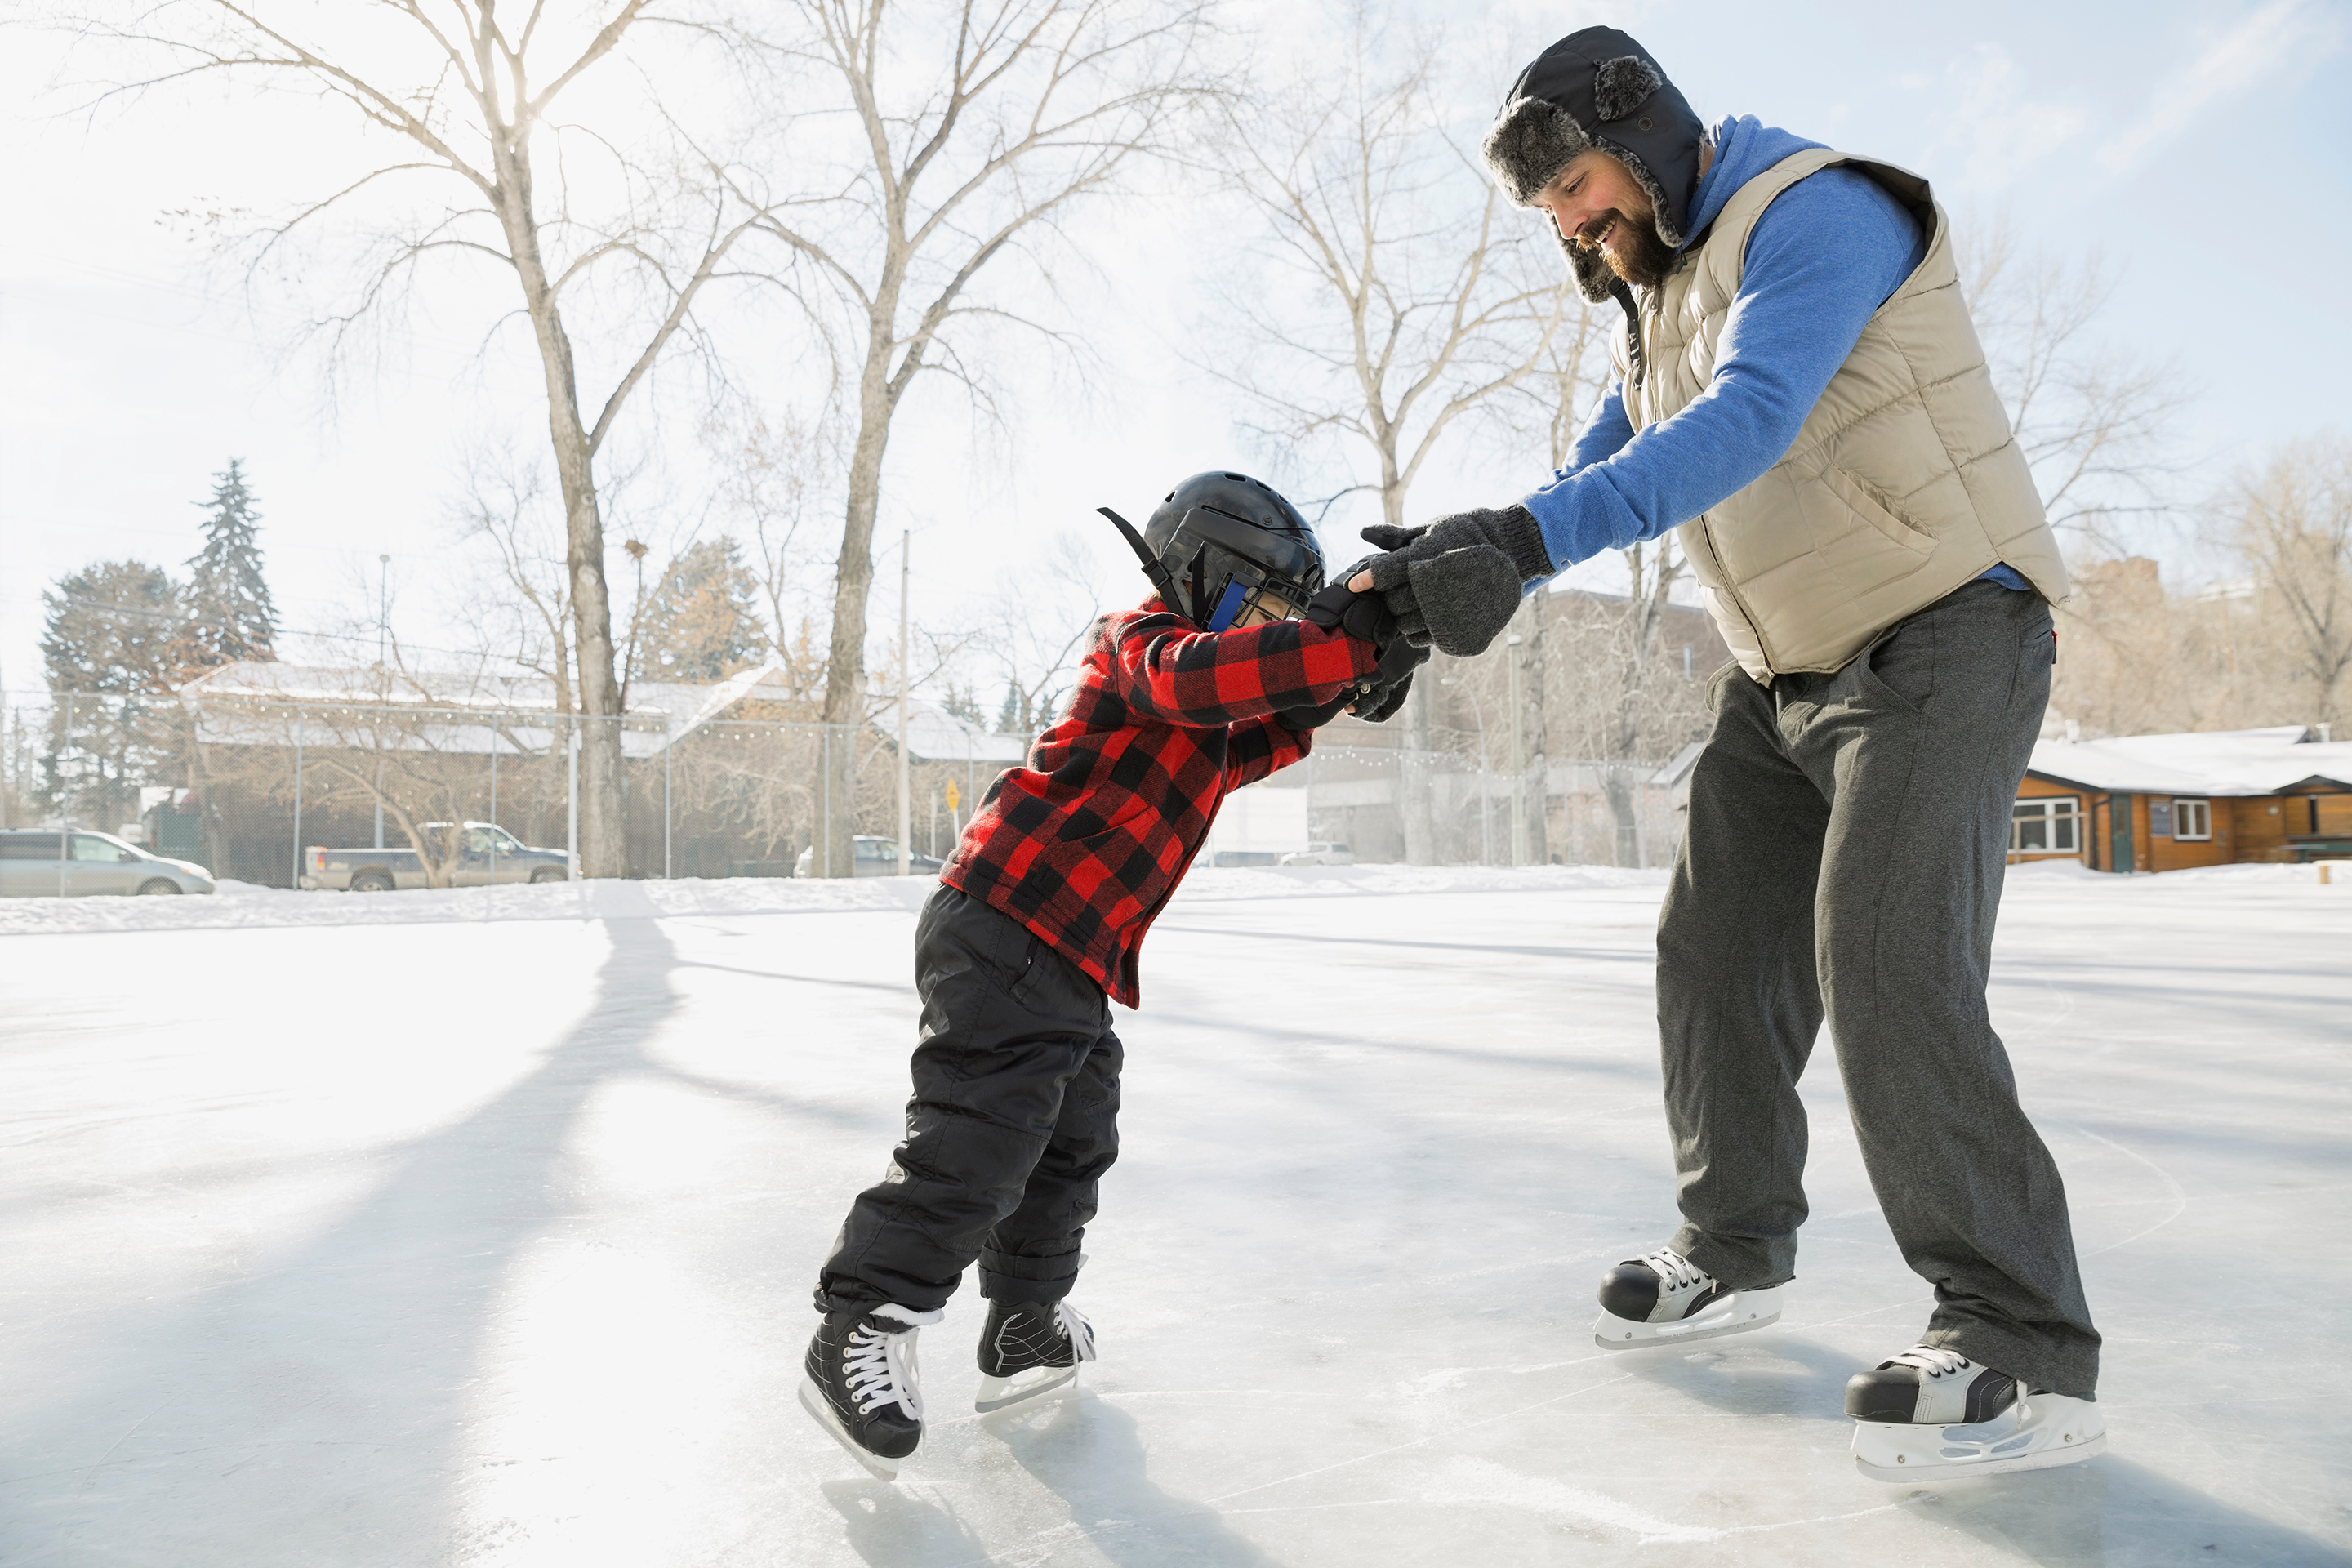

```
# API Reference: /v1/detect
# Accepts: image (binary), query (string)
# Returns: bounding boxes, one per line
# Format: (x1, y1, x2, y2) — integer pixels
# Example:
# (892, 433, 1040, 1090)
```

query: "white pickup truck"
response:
(301, 822, 571, 892)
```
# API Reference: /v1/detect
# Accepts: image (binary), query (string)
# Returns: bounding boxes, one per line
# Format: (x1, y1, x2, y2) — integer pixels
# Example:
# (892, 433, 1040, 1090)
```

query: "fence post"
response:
(60, 692, 74, 897)
(1507, 632, 1525, 867)
(489, 723, 499, 888)
(1634, 777, 1650, 871)
(567, 719, 580, 881)
(292, 706, 305, 890)
(821, 725, 832, 878)
(663, 731, 672, 880)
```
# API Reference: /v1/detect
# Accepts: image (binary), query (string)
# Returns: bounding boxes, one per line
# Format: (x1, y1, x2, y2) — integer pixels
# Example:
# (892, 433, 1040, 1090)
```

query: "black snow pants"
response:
(815, 884, 1123, 1316)
(1656, 581, 2102, 1399)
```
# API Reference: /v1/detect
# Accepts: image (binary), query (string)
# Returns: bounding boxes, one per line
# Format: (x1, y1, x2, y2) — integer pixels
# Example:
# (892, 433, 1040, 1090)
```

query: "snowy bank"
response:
(0, 862, 1673, 938)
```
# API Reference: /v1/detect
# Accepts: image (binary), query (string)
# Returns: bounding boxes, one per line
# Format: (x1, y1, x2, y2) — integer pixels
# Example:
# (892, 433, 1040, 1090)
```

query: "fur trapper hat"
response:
(1482, 27, 1704, 303)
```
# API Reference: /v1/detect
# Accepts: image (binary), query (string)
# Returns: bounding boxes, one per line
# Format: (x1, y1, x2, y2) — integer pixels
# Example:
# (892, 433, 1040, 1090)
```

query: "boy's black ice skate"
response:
(1592, 1246, 1784, 1350)
(1846, 1343, 2106, 1481)
(799, 1303, 939, 1480)
(974, 1298, 1095, 1414)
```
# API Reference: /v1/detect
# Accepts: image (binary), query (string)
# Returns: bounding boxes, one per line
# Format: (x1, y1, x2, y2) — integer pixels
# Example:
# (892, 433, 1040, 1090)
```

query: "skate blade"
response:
(1852, 1392, 2107, 1482)
(1592, 1285, 1784, 1351)
(974, 1364, 1079, 1415)
(797, 1376, 904, 1481)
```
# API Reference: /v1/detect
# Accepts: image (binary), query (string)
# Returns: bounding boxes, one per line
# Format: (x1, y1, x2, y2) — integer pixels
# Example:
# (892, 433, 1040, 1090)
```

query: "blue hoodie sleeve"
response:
(1519, 166, 1924, 571)
(1567, 380, 1636, 470)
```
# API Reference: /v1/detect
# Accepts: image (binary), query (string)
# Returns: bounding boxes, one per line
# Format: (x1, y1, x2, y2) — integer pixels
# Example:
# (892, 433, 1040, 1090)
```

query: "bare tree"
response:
(66, 2, 807, 875)
(2233, 435, 2352, 730)
(970, 530, 1108, 736)
(1961, 223, 2188, 552)
(1495, 295, 1623, 863)
(742, 0, 1219, 874)
(1202, 17, 1562, 862)
(704, 405, 840, 653)
(455, 452, 577, 710)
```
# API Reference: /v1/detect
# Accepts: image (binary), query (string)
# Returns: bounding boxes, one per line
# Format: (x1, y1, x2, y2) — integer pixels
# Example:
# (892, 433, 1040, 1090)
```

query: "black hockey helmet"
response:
(1096, 471, 1325, 631)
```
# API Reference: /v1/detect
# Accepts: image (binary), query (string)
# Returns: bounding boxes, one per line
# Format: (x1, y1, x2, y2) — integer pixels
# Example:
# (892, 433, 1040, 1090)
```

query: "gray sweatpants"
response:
(1656, 580, 2100, 1399)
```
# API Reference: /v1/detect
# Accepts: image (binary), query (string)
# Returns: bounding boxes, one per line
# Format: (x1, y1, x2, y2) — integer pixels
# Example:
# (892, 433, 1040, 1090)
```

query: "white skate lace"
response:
(1637, 1249, 1708, 1292)
(844, 1323, 924, 1419)
(1054, 1300, 1097, 1363)
(1882, 1343, 1974, 1381)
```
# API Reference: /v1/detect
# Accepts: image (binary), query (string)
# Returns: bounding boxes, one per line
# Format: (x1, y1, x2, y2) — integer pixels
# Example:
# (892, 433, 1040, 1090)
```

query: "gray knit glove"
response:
(1358, 506, 1548, 658)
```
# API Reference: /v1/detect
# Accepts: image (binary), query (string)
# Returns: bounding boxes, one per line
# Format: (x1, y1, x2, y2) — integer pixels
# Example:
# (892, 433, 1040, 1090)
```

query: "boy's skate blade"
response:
(1852, 1391, 2106, 1482)
(974, 1365, 1080, 1414)
(797, 1377, 903, 1481)
(1592, 1284, 1783, 1350)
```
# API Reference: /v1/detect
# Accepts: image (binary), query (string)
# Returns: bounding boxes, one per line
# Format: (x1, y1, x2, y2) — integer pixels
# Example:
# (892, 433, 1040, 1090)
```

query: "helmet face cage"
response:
(1143, 474, 1325, 631)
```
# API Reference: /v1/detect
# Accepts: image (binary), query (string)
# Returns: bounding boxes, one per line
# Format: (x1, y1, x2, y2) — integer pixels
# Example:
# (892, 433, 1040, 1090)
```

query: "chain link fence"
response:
(1289, 739, 1682, 871)
(1, 688, 1685, 899)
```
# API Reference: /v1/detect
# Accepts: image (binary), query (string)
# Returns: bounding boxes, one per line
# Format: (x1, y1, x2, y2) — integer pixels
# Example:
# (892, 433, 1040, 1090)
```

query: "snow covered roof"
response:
(2029, 726, 2352, 796)
(1648, 742, 1705, 789)
(180, 658, 794, 759)
(889, 702, 1030, 764)
(174, 660, 1034, 764)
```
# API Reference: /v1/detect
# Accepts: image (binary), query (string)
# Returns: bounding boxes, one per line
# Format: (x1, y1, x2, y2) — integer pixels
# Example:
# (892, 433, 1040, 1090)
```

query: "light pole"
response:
(1506, 632, 1526, 868)
(896, 530, 912, 878)
(1439, 677, 1492, 866)
(374, 554, 390, 849)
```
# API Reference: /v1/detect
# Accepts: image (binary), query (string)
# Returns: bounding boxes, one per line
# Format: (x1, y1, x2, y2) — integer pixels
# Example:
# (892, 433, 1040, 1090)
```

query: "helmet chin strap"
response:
(1096, 506, 1187, 614)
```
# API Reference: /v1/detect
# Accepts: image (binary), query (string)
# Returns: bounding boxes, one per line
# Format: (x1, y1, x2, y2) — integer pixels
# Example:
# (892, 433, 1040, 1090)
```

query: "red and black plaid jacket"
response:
(942, 599, 1380, 1007)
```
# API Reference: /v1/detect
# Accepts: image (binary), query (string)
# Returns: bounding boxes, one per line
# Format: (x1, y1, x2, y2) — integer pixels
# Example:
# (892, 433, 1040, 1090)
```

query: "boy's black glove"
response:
(1356, 504, 1548, 658)
(1301, 577, 1426, 724)
(1274, 690, 1353, 733)
(1350, 669, 1416, 723)
(1303, 576, 1398, 647)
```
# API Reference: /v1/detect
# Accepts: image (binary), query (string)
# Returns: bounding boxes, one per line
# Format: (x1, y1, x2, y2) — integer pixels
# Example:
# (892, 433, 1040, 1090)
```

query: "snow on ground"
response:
(2, 866, 2348, 1566)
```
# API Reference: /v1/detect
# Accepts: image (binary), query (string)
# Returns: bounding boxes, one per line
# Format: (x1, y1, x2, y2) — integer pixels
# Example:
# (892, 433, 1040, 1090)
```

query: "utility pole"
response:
(374, 554, 389, 849)
(1507, 633, 1526, 867)
(1439, 676, 1492, 866)
(567, 724, 580, 881)
(896, 530, 912, 879)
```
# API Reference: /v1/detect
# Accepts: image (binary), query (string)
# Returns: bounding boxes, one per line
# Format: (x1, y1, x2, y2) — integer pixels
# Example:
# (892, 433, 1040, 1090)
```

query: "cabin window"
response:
(2172, 798, 2211, 841)
(2011, 795, 2080, 853)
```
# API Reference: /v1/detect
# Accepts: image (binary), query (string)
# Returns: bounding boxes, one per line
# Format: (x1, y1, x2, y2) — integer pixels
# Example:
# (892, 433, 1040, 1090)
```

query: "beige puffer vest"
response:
(1615, 148, 2068, 681)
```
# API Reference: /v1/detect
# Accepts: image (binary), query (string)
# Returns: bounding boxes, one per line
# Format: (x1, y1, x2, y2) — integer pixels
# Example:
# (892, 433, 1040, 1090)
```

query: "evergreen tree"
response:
(997, 679, 1022, 734)
(178, 458, 279, 673)
(39, 560, 186, 820)
(941, 680, 984, 726)
(631, 537, 768, 684)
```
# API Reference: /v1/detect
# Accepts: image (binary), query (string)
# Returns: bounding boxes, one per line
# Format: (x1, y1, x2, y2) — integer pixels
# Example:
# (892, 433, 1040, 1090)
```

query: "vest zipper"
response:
(1612, 283, 1646, 390)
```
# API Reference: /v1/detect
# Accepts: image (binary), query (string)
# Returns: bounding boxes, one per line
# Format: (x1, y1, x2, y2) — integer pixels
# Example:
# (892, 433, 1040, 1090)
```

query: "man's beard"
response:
(1575, 207, 1676, 288)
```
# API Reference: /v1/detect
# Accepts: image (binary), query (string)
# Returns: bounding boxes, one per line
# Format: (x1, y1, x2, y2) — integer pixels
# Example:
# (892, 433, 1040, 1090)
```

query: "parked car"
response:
(1201, 849, 1285, 868)
(1279, 842, 1355, 866)
(0, 829, 217, 897)
(301, 822, 570, 892)
(791, 835, 947, 878)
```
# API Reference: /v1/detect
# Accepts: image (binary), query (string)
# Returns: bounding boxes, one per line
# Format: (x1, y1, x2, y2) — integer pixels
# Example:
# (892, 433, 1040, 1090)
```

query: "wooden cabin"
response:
(2009, 726, 2352, 872)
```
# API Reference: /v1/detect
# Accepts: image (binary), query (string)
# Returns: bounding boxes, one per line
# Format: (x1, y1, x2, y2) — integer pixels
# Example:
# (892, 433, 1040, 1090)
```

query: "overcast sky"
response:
(3, 0, 2345, 702)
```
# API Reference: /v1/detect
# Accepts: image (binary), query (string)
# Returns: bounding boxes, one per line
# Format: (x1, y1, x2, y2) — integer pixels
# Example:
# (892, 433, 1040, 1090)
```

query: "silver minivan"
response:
(0, 830, 219, 897)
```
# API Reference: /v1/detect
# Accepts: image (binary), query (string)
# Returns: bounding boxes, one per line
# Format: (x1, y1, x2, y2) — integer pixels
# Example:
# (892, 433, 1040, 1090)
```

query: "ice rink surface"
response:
(3, 863, 2348, 1567)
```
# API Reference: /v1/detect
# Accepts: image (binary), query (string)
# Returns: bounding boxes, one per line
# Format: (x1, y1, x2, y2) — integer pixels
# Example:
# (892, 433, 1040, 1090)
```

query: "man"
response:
(1352, 27, 2105, 1481)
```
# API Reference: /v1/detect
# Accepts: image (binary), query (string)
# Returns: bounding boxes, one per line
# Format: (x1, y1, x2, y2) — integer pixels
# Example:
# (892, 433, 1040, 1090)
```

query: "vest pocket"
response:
(1823, 467, 1937, 555)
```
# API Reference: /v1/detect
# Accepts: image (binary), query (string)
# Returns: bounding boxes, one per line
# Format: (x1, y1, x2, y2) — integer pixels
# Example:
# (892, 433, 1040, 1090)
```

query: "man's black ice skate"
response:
(799, 1304, 939, 1480)
(1846, 1343, 2106, 1481)
(974, 1298, 1095, 1414)
(1592, 1247, 1784, 1350)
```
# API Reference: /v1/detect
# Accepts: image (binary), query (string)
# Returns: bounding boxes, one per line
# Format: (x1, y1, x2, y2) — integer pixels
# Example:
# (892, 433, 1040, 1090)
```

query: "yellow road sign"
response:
(944, 778, 960, 812)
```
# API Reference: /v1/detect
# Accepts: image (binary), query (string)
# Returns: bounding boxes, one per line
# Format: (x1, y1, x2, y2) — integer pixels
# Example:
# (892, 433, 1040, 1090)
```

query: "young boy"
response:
(800, 471, 1418, 1479)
